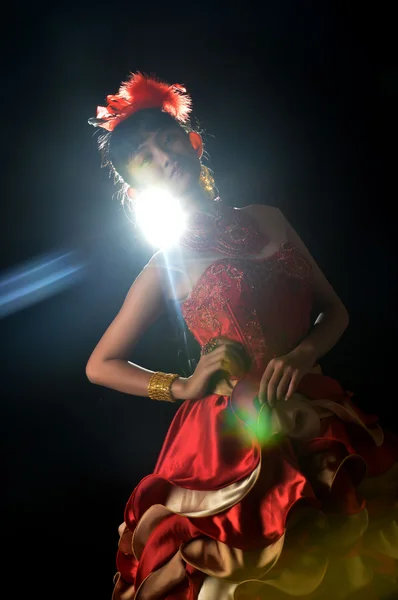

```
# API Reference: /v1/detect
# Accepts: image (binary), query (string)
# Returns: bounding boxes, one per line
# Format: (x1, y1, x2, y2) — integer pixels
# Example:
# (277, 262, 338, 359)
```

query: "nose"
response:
(153, 145, 171, 169)
(153, 146, 176, 179)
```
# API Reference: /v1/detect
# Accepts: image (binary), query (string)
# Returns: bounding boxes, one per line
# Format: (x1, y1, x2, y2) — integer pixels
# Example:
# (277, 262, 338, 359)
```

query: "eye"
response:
(164, 134, 175, 146)
(141, 153, 152, 167)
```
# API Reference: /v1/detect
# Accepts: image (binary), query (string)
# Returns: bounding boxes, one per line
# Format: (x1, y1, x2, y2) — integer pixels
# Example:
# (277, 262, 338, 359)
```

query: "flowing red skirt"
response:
(113, 373, 398, 600)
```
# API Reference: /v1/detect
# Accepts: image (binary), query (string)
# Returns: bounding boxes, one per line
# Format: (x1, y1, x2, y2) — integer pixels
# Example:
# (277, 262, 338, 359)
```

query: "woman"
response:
(87, 73, 397, 599)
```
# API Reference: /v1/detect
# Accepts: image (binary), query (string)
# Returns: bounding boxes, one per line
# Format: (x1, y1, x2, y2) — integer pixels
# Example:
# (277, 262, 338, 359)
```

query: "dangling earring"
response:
(199, 164, 217, 199)
(126, 186, 137, 202)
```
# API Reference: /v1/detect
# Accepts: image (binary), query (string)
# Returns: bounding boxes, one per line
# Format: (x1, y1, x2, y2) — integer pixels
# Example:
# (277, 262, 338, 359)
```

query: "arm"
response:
(283, 212, 349, 362)
(245, 204, 349, 361)
(85, 255, 187, 400)
(245, 204, 349, 404)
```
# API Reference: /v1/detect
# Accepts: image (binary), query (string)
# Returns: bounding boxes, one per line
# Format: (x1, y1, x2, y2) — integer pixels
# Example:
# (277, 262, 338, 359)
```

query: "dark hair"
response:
(96, 109, 192, 195)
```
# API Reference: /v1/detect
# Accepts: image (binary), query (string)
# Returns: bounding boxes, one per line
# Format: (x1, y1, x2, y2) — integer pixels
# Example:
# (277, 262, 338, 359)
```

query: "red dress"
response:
(113, 243, 398, 600)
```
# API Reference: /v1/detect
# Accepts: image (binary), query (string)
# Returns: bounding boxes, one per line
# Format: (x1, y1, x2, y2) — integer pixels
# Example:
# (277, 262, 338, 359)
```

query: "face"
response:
(126, 126, 202, 197)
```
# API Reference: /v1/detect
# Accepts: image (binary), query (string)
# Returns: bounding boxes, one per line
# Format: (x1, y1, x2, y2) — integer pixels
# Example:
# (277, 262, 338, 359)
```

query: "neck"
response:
(182, 183, 219, 217)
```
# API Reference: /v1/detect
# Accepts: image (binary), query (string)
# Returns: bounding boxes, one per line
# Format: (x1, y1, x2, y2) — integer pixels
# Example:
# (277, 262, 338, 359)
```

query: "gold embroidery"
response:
(239, 306, 267, 368)
(181, 244, 312, 363)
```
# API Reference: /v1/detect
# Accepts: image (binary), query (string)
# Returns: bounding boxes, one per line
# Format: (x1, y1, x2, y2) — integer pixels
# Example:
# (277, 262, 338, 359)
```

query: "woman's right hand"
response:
(175, 338, 249, 401)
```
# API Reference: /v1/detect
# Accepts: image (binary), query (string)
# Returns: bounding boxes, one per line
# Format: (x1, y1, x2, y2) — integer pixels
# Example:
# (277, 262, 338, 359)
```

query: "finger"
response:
(215, 336, 241, 347)
(257, 383, 266, 405)
(203, 343, 238, 360)
(204, 360, 233, 380)
(258, 362, 275, 404)
(267, 368, 283, 407)
(223, 346, 246, 374)
(285, 371, 301, 400)
(200, 344, 228, 367)
(205, 345, 241, 366)
(276, 370, 292, 403)
(213, 339, 243, 350)
(205, 356, 234, 379)
(207, 346, 246, 376)
(227, 348, 247, 376)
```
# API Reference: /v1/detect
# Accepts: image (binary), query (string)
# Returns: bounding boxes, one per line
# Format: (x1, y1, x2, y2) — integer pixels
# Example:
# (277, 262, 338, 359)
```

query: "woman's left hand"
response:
(258, 347, 317, 407)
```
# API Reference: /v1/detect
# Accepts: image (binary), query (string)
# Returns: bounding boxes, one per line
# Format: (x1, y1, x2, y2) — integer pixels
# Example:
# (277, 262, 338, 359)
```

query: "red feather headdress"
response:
(88, 72, 192, 132)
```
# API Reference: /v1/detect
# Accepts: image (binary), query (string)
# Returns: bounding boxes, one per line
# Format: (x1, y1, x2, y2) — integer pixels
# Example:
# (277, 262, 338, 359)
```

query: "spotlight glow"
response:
(135, 188, 187, 249)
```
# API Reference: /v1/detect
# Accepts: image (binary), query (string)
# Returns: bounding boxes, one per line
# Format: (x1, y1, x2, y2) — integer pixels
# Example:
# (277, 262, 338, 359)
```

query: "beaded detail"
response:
(179, 201, 268, 256)
(181, 243, 313, 372)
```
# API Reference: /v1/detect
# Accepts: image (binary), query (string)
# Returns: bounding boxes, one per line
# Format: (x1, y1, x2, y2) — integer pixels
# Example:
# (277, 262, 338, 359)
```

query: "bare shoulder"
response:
(144, 249, 189, 302)
(239, 204, 287, 243)
(126, 250, 168, 301)
(142, 250, 172, 289)
(239, 203, 281, 217)
(145, 249, 166, 270)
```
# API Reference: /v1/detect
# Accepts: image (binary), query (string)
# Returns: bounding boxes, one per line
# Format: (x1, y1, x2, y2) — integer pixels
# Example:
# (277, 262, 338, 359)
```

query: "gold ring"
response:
(201, 338, 220, 355)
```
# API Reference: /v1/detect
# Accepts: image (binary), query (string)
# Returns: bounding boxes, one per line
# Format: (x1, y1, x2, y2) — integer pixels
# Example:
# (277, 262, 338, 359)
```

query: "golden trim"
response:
(132, 504, 170, 560)
(179, 534, 286, 583)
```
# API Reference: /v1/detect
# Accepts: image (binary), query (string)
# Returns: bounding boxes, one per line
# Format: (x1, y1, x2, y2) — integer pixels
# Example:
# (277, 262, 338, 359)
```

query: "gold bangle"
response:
(148, 372, 180, 403)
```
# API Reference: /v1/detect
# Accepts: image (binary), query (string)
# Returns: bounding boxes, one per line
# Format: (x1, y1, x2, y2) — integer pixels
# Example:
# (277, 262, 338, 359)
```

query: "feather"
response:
(88, 72, 192, 131)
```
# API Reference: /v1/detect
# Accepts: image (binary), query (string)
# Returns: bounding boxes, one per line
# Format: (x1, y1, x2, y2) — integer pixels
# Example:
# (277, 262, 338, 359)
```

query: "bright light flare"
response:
(134, 188, 187, 249)
(0, 251, 86, 319)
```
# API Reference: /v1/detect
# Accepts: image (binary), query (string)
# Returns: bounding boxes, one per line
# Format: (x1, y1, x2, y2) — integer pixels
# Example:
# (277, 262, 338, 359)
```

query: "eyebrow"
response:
(132, 132, 157, 156)
(135, 141, 148, 154)
(131, 127, 177, 159)
(129, 138, 151, 160)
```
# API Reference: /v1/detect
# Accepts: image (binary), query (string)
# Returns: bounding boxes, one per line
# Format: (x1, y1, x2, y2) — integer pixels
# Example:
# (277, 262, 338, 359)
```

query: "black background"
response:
(3, 2, 397, 598)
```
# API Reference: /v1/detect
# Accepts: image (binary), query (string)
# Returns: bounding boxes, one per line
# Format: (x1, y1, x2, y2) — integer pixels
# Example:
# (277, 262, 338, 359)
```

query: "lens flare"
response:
(134, 188, 187, 249)
(0, 251, 86, 319)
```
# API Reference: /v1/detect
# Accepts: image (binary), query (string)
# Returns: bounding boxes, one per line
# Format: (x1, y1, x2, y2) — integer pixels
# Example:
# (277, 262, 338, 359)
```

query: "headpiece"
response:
(88, 72, 192, 131)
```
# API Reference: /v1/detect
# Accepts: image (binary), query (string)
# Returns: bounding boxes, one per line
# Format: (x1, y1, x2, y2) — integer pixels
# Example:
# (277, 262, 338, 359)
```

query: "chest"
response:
(167, 208, 287, 302)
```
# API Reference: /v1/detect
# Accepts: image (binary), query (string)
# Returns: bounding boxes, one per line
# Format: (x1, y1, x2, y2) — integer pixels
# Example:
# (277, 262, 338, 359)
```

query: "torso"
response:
(157, 205, 288, 303)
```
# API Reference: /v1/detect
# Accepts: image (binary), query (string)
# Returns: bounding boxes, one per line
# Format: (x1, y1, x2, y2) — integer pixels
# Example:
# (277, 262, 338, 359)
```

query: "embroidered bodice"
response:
(180, 243, 313, 376)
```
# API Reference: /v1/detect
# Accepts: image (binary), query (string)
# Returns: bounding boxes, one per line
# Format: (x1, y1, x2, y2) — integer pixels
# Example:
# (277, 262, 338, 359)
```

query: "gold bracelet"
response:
(148, 372, 180, 403)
